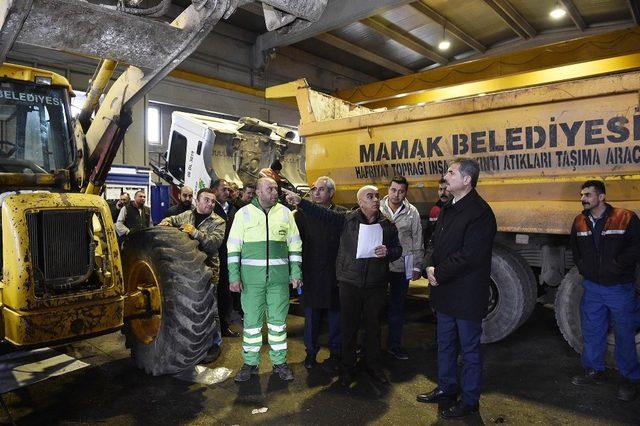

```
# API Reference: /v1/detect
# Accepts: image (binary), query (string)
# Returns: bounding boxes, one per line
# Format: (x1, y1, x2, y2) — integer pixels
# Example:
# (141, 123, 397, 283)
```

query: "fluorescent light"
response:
(550, 7, 566, 19)
(438, 40, 451, 51)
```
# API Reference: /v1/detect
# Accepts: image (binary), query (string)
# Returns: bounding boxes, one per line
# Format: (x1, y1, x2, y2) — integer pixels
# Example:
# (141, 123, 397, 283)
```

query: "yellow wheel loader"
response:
(0, 0, 327, 375)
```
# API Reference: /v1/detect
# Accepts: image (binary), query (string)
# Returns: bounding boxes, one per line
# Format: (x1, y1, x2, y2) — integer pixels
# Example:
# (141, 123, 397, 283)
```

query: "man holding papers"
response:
(380, 176, 424, 361)
(283, 185, 402, 387)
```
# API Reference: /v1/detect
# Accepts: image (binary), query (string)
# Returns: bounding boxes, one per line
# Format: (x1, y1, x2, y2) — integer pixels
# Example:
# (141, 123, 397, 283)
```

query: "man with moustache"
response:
(569, 180, 640, 401)
(417, 158, 496, 419)
(159, 187, 226, 363)
(284, 185, 402, 387)
(116, 190, 152, 237)
(228, 178, 303, 382)
(424, 178, 452, 246)
(295, 176, 347, 371)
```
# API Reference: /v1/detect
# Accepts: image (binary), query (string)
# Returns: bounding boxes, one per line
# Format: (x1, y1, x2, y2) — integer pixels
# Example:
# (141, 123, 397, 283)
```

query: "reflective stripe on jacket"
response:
(227, 198, 302, 285)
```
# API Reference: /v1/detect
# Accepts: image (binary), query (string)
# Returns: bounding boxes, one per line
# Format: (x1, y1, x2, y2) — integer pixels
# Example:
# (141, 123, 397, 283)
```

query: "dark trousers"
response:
(437, 311, 483, 406)
(580, 279, 640, 381)
(340, 282, 386, 371)
(388, 271, 409, 348)
(304, 306, 341, 356)
(217, 264, 232, 326)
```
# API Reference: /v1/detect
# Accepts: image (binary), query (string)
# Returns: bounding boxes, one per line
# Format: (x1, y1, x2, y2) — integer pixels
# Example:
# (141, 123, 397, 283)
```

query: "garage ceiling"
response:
(229, 0, 639, 81)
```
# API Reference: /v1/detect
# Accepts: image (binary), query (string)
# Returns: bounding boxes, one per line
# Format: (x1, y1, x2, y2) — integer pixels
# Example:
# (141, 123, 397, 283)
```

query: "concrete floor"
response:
(2, 297, 639, 425)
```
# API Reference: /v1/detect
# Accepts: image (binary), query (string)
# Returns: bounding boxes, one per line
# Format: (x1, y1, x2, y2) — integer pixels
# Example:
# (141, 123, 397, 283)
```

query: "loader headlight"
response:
(34, 76, 52, 85)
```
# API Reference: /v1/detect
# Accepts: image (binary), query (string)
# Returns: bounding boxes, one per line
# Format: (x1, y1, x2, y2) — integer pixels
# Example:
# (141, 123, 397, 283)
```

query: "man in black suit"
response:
(417, 158, 496, 419)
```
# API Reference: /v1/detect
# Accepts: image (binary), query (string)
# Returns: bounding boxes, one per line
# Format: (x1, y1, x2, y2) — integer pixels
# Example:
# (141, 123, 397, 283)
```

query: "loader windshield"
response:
(0, 81, 73, 174)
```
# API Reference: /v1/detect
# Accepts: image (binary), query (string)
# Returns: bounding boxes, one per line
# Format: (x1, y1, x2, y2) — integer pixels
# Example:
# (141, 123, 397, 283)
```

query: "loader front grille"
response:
(27, 210, 95, 293)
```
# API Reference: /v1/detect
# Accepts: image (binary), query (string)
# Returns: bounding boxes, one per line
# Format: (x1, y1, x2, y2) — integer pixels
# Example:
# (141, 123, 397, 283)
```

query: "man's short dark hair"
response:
(211, 179, 227, 190)
(581, 180, 606, 194)
(451, 157, 480, 188)
(134, 190, 145, 197)
(390, 175, 409, 190)
(244, 182, 256, 190)
(197, 187, 215, 200)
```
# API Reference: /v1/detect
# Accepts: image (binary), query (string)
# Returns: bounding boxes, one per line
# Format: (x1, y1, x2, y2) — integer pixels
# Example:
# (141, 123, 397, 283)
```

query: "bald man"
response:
(284, 185, 402, 387)
(227, 178, 303, 382)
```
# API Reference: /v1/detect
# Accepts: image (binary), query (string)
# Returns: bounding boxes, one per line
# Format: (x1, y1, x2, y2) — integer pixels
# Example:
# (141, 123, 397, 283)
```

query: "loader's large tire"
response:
(481, 244, 538, 343)
(121, 227, 218, 376)
(555, 267, 640, 368)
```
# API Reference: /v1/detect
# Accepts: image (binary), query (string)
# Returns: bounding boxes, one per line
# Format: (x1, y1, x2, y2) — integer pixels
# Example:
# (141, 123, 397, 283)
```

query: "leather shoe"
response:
(366, 368, 388, 384)
(571, 368, 605, 386)
(221, 327, 240, 338)
(304, 353, 317, 369)
(416, 387, 457, 404)
(616, 380, 637, 401)
(439, 401, 479, 419)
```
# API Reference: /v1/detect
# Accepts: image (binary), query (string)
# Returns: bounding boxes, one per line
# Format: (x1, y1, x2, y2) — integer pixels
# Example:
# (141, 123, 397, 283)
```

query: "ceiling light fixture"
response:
(550, 6, 567, 19)
(438, 21, 450, 51)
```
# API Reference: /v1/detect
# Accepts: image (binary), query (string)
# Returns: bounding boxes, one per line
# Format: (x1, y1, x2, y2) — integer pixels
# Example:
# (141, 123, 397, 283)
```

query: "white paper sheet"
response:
(356, 223, 383, 258)
(404, 253, 414, 279)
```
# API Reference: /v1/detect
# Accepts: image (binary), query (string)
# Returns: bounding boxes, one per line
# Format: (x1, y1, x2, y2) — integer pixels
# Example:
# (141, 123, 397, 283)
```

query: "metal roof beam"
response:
(362, 16, 449, 65)
(253, 0, 416, 68)
(315, 32, 413, 75)
(482, 0, 537, 39)
(559, 0, 586, 31)
(628, 0, 640, 25)
(411, 1, 486, 53)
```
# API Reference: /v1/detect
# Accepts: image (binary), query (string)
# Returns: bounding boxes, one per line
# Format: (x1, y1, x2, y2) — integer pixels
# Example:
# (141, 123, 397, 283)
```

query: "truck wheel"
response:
(555, 267, 640, 368)
(121, 227, 218, 375)
(481, 245, 538, 343)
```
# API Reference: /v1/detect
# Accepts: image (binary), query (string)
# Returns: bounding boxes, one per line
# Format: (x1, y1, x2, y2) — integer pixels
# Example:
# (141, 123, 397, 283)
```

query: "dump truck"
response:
(266, 69, 640, 363)
(0, 0, 327, 375)
(156, 111, 307, 196)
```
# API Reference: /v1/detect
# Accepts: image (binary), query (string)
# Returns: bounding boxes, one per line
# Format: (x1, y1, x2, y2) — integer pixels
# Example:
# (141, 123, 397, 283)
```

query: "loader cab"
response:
(0, 63, 75, 180)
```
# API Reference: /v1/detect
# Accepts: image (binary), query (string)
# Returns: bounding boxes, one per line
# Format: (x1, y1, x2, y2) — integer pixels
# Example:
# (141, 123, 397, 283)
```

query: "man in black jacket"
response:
(115, 190, 152, 237)
(284, 185, 402, 387)
(417, 158, 496, 419)
(295, 176, 347, 371)
(212, 178, 239, 338)
(163, 185, 193, 219)
(569, 180, 640, 401)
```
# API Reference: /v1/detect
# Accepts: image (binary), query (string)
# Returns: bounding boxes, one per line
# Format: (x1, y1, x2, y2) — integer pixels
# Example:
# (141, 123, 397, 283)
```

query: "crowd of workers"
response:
(108, 157, 639, 419)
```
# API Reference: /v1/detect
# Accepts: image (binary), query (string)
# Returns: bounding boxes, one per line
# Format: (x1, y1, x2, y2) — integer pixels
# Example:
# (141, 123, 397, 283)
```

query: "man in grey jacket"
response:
(380, 176, 424, 360)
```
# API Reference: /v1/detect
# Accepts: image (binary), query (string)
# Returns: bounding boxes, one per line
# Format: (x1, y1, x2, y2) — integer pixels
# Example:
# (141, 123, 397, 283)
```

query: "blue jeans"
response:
(436, 312, 483, 406)
(304, 306, 341, 356)
(580, 279, 640, 381)
(388, 271, 409, 348)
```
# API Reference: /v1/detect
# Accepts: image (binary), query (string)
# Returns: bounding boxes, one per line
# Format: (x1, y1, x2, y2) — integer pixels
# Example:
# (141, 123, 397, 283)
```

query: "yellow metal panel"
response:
(366, 52, 640, 109)
(0, 192, 124, 345)
(336, 27, 640, 106)
(0, 62, 73, 91)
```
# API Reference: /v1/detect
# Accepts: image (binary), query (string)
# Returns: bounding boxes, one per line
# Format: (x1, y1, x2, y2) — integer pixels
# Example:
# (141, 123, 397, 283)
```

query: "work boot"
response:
(234, 364, 259, 382)
(616, 379, 637, 401)
(439, 401, 479, 419)
(273, 363, 294, 381)
(200, 343, 221, 364)
(571, 368, 605, 386)
(388, 346, 409, 360)
(304, 353, 317, 369)
(321, 353, 341, 374)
